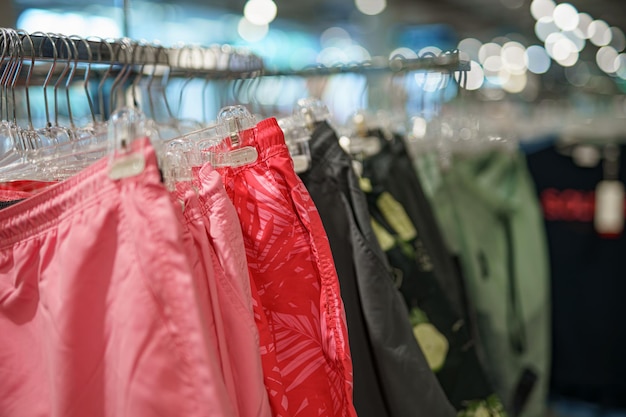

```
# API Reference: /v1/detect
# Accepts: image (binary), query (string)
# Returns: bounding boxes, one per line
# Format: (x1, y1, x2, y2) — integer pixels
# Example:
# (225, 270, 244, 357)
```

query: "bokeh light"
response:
(237, 17, 269, 42)
(458, 38, 483, 62)
(355, 0, 387, 16)
(525, 45, 552, 74)
(596, 46, 619, 73)
(535, 17, 559, 42)
(577, 13, 593, 38)
(243, 0, 277, 25)
(553, 3, 579, 31)
(589, 20, 612, 46)
(479, 42, 502, 64)
(530, 0, 556, 20)
(502, 71, 527, 93)
(501, 41, 527, 74)
(610, 27, 626, 52)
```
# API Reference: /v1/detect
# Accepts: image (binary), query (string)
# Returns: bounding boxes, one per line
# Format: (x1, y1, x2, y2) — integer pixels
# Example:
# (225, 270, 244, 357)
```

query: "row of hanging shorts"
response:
(0, 29, 555, 417)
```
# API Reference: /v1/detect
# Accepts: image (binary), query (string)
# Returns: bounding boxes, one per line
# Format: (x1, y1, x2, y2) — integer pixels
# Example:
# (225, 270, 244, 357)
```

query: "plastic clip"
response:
(107, 107, 150, 180)
(278, 114, 312, 173)
(216, 105, 258, 167)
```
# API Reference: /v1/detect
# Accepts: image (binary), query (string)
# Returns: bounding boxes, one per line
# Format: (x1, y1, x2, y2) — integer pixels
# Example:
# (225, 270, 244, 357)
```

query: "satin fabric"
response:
(217, 118, 357, 417)
(0, 140, 235, 417)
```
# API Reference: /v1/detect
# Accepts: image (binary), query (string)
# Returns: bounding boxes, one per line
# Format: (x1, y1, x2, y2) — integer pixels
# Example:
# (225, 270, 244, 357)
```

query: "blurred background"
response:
(2, 2, 626, 416)
(2, 0, 624, 127)
(3, 0, 625, 91)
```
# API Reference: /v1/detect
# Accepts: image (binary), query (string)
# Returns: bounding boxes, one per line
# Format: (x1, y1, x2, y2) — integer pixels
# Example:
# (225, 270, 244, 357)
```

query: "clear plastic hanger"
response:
(340, 109, 383, 159)
(0, 28, 33, 179)
(45, 34, 110, 178)
(0, 30, 48, 181)
(277, 113, 311, 174)
(172, 44, 206, 134)
(162, 104, 258, 188)
(33, 32, 76, 173)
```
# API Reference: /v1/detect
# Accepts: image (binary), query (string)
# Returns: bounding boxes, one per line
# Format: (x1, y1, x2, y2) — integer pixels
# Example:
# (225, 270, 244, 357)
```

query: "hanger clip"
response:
(278, 114, 312, 174)
(294, 97, 331, 131)
(107, 107, 150, 180)
(215, 105, 258, 167)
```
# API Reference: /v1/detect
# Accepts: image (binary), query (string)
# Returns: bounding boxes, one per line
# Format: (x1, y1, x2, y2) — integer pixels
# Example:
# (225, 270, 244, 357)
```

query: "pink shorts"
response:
(217, 118, 357, 417)
(0, 140, 235, 417)
(173, 163, 278, 417)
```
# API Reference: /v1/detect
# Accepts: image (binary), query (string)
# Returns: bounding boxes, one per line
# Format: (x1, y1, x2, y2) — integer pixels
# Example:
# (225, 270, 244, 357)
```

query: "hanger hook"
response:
(31, 31, 58, 128)
(130, 39, 148, 110)
(95, 37, 116, 122)
(17, 30, 36, 130)
(174, 43, 199, 119)
(117, 38, 139, 104)
(0, 29, 18, 123)
(0, 28, 11, 121)
(52, 33, 74, 128)
(8, 29, 26, 126)
(109, 37, 132, 112)
(157, 43, 176, 122)
(74, 35, 97, 125)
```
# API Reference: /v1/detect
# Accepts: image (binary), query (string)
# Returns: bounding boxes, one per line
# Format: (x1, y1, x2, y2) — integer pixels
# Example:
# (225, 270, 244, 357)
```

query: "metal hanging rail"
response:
(0, 28, 265, 78)
(262, 50, 470, 77)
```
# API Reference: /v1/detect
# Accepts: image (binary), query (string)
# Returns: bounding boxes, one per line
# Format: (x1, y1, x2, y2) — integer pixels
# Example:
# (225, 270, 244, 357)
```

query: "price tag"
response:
(594, 180, 625, 237)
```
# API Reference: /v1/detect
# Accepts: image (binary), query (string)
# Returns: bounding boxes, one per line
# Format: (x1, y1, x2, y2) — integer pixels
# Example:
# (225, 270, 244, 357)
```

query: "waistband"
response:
(0, 138, 160, 247)
(217, 117, 290, 176)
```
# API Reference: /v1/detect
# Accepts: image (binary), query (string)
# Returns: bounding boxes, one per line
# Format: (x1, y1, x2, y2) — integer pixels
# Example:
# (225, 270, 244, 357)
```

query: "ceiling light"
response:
(577, 13, 593, 39)
(501, 41, 527, 74)
(458, 38, 483, 62)
(553, 3, 579, 31)
(530, 0, 556, 20)
(610, 27, 626, 52)
(479, 42, 502, 64)
(546, 32, 579, 66)
(483, 55, 503, 74)
(535, 17, 558, 42)
(588, 20, 612, 46)
(320, 27, 351, 48)
(596, 46, 619, 73)
(243, 0, 277, 26)
(355, 0, 387, 16)
(502, 71, 527, 93)
(237, 17, 269, 42)
(525, 45, 551, 74)
(562, 30, 586, 52)
(556, 51, 579, 67)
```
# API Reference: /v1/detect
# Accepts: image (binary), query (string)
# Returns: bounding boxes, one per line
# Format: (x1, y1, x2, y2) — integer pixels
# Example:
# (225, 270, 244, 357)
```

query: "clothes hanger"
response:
(0, 29, 32, 179)
(172, 43, 204, 133)
(277, 108, 312, 174)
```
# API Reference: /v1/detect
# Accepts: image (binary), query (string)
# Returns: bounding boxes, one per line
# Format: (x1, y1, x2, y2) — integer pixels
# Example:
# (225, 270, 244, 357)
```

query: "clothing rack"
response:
(2, 28, 468, 82)
(0, 28, 265, 79)
(262, 50, 469, 77)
